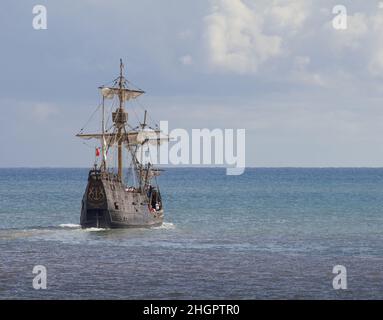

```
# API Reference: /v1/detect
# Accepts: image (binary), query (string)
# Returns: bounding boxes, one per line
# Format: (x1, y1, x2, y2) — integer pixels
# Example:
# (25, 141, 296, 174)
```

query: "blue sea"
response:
(0, 168, 383, 299)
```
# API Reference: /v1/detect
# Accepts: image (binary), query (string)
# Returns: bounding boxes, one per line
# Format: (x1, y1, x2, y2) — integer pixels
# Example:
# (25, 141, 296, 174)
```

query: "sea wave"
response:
(152, 222, 175, 230)
(83, 227, 109, 232)
(59, 223, 81, 229)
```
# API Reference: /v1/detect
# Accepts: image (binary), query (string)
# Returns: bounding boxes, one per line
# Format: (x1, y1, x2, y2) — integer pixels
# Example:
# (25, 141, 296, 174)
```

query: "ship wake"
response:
(152, 222, 175, 230)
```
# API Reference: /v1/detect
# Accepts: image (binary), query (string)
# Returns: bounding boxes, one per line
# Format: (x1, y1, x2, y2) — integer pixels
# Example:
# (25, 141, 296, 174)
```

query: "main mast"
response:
(76, 59, 148, 181)
(115, 59, 127, 181)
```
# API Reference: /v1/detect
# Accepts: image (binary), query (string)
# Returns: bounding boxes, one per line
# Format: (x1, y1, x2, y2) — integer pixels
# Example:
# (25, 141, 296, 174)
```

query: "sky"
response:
(1, 0, 383, 167)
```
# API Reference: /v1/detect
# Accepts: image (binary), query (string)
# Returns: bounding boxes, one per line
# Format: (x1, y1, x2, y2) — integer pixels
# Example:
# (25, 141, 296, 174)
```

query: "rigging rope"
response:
(78, 102, 102, 134)
(134, 98, 160, 129)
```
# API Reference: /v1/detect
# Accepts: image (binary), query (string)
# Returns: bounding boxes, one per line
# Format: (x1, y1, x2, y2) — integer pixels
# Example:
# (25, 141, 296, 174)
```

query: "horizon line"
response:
(1, 166, 383, 169)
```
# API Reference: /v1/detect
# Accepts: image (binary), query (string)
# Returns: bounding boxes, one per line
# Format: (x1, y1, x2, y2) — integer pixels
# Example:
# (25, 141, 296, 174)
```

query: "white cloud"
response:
(326, 12, 368, 52)
(179, 55, 193, 65)
(291, 56, 325, 86)
(31, 103, 59, 121)
(369, 11, 383, 76)
(177, 29, 193, 40)
(204, 0, 282, 74)
(294, 56, 311, 71)
(266, 0, 309, 31)
(201, 0, 383, 86)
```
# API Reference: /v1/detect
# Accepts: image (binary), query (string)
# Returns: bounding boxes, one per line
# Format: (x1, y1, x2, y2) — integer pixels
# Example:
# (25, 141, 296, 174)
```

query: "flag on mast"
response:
(95, 147, 100, 157)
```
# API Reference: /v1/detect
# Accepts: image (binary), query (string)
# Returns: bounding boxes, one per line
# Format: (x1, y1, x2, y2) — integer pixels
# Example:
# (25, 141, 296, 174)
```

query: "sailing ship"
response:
(76, 60, 167, 228)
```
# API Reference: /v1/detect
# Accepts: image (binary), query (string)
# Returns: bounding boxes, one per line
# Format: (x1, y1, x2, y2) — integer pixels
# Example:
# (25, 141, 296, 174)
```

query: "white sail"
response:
(136, 129, 169, 145)
(102, 135, 107, 162)
(100, 87, 144, 101)
(76, 130, 168, 146)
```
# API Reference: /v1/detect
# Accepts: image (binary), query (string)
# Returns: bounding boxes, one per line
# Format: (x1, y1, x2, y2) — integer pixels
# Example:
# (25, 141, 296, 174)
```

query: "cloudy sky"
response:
(1, 0, 383, 167)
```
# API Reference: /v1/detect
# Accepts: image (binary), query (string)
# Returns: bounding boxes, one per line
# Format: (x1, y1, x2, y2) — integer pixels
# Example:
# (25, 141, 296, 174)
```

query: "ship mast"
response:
(77, 59, 165, 184)
(139, 110, 148, 191)
(116, 59, 127, 181)
(101, 95, 106, 171)
(140, 110, 147, 164)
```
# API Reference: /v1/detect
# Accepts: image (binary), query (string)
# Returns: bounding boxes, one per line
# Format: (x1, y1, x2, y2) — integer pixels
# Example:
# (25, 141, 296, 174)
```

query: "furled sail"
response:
(100, 87, 144, 101)
(76, 130, 169, 146)
(136, 129, 169, 145)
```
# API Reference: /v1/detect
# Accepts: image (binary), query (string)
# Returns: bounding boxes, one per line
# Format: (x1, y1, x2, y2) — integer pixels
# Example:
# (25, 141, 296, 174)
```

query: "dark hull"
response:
(80, 209, 163, 229)
(80, 170, 163, 229)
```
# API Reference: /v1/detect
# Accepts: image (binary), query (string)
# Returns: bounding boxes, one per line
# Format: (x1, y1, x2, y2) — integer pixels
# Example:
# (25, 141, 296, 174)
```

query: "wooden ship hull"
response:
(81, 170, 163, 228)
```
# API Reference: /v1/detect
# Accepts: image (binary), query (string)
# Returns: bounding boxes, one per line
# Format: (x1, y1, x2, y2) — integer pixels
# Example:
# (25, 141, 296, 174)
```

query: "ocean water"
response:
(0, 168, 383, 299)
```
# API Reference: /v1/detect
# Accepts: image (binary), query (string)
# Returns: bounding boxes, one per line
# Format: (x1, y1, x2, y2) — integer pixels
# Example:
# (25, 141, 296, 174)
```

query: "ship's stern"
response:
(80, 169, 110, 228)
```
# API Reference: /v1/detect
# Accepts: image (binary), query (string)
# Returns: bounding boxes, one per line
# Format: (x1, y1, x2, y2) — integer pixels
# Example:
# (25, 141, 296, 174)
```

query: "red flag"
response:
(95, 148, 100, 157)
